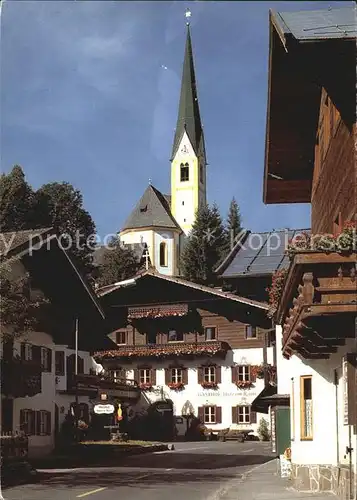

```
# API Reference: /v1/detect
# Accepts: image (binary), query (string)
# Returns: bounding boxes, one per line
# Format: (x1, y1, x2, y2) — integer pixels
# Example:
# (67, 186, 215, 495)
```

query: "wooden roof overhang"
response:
(277, 251, 357, 359)
(98, 270, 272, 331)
(264, 13, 356, 204)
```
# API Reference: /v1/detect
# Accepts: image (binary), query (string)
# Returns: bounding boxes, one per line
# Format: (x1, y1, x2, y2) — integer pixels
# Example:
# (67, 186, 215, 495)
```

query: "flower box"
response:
(235, 380, 254, 389)
(139, 383, 153, 391)
(167, 382, 185, 391)
(201, 381, 218, 389)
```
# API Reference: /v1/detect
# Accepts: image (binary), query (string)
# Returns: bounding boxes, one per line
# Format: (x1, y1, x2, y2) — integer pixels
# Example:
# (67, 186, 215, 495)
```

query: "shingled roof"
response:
(0, 227, 53, 258)
(171, 24, 205, 160)
(121, 185, 181, 232)
(216, 229, 310, 278)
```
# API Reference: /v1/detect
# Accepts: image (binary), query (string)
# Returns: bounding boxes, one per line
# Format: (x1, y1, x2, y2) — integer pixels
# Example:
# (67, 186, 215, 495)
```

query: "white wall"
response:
(276, 325, 356, 470)
(119, 347, 273, 434)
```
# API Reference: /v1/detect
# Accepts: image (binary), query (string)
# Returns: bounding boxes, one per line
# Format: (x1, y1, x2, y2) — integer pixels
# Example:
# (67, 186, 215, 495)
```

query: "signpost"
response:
(94, 404, 115, 415)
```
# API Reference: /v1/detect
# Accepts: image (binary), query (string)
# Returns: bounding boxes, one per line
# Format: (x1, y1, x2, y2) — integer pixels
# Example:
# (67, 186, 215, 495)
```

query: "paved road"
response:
(3, 441, 274, 500)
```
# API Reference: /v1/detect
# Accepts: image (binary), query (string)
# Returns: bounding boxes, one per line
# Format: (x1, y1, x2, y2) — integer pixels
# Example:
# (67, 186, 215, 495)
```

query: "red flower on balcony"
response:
(139, 382, 153, 391)
(167, 382, 185, 391)
(235, 380, 254, 389)
(201, 381, 218, 389)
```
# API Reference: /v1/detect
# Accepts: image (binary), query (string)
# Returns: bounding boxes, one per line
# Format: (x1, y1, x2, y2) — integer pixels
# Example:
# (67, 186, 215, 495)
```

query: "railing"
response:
(95, 341, 229, 360)
(67, 372, 139, 393)
(1, 358, 42, 398)
(0, 433, 29, 464)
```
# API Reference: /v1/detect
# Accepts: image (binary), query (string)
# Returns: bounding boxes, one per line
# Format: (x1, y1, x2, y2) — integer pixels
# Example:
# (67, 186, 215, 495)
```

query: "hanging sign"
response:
(94, 404, 115, 415)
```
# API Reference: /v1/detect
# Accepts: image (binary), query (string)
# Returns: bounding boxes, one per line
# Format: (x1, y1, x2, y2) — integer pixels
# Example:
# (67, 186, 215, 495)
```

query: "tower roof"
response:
(121, 185, 181, 232)
(171, 24, 205, 160)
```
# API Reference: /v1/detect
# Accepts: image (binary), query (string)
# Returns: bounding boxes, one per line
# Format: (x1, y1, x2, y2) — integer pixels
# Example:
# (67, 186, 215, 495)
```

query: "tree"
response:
(227, 197, 242, 245)
(96, 237, 141, 287)
(0, 257, 49, 341)
(181, 203, 229, 285)
(257, 417, 271, 442)
(0, 165, 37, 232)
(0, 166, 97, 276)
(36, 182, 96, 275)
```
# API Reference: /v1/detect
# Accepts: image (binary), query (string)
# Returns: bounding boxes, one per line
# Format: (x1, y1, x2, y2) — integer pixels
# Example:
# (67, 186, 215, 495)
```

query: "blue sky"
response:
(1, 0, 350, 239)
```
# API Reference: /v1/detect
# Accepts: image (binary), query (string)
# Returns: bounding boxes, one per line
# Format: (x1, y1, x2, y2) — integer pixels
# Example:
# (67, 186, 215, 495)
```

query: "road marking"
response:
(240, 448, 254, 453)
(77, 487, 107, 498)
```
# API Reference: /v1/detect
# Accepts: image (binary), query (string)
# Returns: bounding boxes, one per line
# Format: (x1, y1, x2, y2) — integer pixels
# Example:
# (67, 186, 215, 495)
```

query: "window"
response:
(110, 369, 126, 381)
(159, 242, 168, 267)
(37, 410, 51, 436)
(168, 330, 183, 342)
(55, 351, 65, 376)
(238, 406, 250, 423)
(245, 325, 257, 339)
(238, 365, 250, 381)
(171, 368, 183, 383)
(204, 366, 216, 383)
(22, 343, 32, 361)
(139, 368, 151, 384)
(204, 406, 216, 424)
(116, 331, 126, 345)
(20, 409, 35, 435)
(180, 163, 189, 182)
(300, 375, 313, 440)
(205, 327, 216, 341)
(41, 347, 51, 372)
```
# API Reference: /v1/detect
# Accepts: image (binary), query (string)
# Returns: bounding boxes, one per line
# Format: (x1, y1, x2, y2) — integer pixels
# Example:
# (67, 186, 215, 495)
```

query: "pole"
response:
(74, 318, 79, 440)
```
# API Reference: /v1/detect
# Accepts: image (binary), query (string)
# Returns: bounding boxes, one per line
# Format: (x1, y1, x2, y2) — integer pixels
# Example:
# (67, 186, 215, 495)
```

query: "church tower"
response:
(171, 21, 206, 236)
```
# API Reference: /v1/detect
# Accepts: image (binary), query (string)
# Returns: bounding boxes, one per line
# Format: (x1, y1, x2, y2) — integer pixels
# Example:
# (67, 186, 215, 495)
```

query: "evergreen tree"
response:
(36, 182, 96, 275)
(227, 197, 243, 244)
(96, 237, 141, 287)
(181, 203, 229, 285)
(0, 165, 38, 231)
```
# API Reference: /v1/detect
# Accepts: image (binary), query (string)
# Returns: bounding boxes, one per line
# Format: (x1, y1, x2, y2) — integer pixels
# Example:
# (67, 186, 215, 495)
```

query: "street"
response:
(3, 441, 273, 500)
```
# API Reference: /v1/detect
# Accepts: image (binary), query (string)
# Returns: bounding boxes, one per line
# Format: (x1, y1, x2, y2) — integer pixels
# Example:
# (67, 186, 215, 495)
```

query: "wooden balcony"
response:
(95, 341, 229, 361)
(1, 358, 42, 398)
(64, 373, 140, 401)
(277, 251, 357, 359)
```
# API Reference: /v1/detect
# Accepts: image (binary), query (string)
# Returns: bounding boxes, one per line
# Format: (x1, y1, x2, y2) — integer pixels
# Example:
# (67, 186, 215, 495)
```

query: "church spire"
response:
(171, 16, 204, 160)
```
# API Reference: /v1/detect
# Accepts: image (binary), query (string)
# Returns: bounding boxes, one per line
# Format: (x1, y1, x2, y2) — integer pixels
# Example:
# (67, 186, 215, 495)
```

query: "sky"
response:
(1, 0, 352, 240)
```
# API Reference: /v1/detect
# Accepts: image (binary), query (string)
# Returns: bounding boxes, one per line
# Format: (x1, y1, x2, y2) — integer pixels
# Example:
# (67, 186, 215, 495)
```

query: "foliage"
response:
(167, 382, 185, 391)
(251, 364, 277, 381)
(0, 257, 49, 340)
(227, 197, 242, 243)
(201, 381, 218, 389)
(96, 236, 141, 287)
(36, 182, 96, 276)
(266, 268, 288, 318)
(139, 382, 153, 391)
(235, 380, 254, 389)
(0, 166, 96, 276)
(181, 203, 229, 285)
(257, 417, 270, 442)
(287, 221, 357, 258)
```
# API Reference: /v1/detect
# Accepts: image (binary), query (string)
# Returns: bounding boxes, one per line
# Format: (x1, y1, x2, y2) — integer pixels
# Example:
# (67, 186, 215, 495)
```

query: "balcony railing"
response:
(94, 341, 229, 361)
(1, 358, 42, 398)
(65, 372, 140, 399)
(277, 251, 357, 358)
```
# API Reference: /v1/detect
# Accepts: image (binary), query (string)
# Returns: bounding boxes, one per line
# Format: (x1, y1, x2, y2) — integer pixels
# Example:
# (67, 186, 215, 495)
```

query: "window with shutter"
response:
(139, 368, 151, 384)
(203, 406, 216, 424)
(237, 406, 250, 424)
(198, 406, 204, 422)
(204, 366, 216, 383)
(40, 347, 52, 372)
(238, 366, 250, 381)
(204, 327, 216, 341)
(215, 366, 221, 384)
(216, 407, 222, 424)
(232, 406, 238, 424)
(171, 368, 183, 383)
(231, 366, 238, 383)
(20, 409, 35, 435)
(245, 325, 257, 339)
(55, 351, 65, 375)
(22, 343, 32, 361)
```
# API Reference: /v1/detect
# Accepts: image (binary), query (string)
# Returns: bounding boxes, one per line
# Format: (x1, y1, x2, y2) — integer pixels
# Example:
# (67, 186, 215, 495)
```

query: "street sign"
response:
(94, 404, 115, 415)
